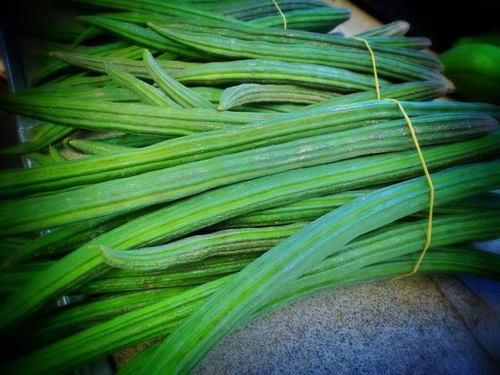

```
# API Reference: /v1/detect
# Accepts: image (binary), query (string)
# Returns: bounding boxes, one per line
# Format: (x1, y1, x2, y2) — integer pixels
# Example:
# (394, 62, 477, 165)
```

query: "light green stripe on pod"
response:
(142, 50, 215, 109)
(72, 26, 103, 47)
(69, 139, 134, 155)
(218, 83, 340, 110)
(249, 7, 351, 32)
(105, 63, 180, 107)
(48, 145, 66, 163)
(307, 81, 449, 110)
(79, 15, 208, 59)
(357, 21, 410, 37)
(215, 190, 368, 228)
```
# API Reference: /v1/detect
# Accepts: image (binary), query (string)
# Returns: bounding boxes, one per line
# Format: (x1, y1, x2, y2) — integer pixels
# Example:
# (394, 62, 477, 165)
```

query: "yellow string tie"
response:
(352, 36, 381, 100)
(350, 34, 434, 278)
(389, 99, 435, 279)
(271, 0, 287, 30)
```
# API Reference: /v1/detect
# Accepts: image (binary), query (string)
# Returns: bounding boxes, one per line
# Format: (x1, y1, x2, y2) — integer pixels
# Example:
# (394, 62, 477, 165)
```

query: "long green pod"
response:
(1, 100, 498, 197)
(32, 288, 189, 345)
(0, 134, 497, 330)
(218, 83, 340, 110)
(218, 192, 500, 229)
(47, 146, 66, 163)
(5, 208, 152, 265)
(75, 0, 242, 23)
(105, 63, 180, 107)
(213, 0, 328, 20)
(142, 159, 500, 374)
(6, 223, 500, 374)
(101, 208, 500, 273)
(1, 123, 74, 155)
(91, 132, 172, 147)
(21, 85, 139, 103)
(307, 81, 449, 110)
(49, 51, 197, 77)
(116, 246, 500, 375)
(0, 113, 493, 235)
(191, 86, 223, 103)
(82, 255, 259, 294)
(102, 223, 305, 271)
(150, 24, 442, 83)
(31, 43, 143, 86)
(69, 139, 134, 155)
(147, 19, 439, 69)
(215, 191, 368, 228)
(25, 153, 55, 166)
(31, 41, 129, 86)
(72, 26, 103, 46)
(50, 50, 391, 92)
(357, 21, 410, 37)
(4, 217, 120, 266)
(41, 74, 113, 89)
(142, 50, 215, 109)
(249, 7, 350, 32)
(0, 93, 272, 136)
(363, 35, 432, 50)
(258, 248, 500, 323)
(79, 15, 208, 59)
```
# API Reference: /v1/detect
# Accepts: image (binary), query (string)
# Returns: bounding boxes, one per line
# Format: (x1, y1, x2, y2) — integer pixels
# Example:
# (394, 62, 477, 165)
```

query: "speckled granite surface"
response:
(195, 276, 499, 375)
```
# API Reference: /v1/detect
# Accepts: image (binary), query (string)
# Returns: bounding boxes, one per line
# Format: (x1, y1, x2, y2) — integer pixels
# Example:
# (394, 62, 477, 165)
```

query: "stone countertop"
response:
(196, 276, 499, 374)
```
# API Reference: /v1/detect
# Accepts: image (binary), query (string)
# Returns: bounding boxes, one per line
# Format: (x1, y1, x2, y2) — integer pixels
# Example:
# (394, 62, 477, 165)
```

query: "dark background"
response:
(352, 0, 500, 52)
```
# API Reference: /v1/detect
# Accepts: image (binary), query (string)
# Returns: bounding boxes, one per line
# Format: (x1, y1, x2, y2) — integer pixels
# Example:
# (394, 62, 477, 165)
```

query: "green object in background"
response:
(441, 34, 500, 104)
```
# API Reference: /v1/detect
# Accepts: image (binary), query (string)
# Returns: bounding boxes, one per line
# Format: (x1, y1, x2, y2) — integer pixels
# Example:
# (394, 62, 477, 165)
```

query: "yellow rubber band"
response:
(271, 0, 287, 30)
(349, 36, 434, 278)
(389, 99, 435, 279)
(352, 36, 381, 100)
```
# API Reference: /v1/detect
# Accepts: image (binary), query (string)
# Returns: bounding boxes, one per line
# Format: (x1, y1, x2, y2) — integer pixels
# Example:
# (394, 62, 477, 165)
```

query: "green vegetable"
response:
(150, 23, 441, 83)
(0, 134, 497, 331)
(0, 113, 493, 235)
(101, 208, 500, 273)
(213, 0, 329, 21)
(116, 244, 499, 375)
(50, 51, 391, 92)
(146, 19, 439, 69)
(357, 21, 410, 37)
(69, 139, 134, 155)
(218, 83, 340, 110)
(215, 191, 367, 228)
(441, 41, 500, 104)
(0, 93, 273, 137)
(72, 26, 103, 47)
(79, 16, 208, 59)
(47, 145, 66, 163)
(5, 209, 500, 374)
(105, 63, 180, 107)
(31, 43, 143, 86)
(2, 100, 494, 197)
(249, 7, 350, 32)
(142, 50, 215, 109)
(142, 159, 500, 374)
(1, 123, 74, 155)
